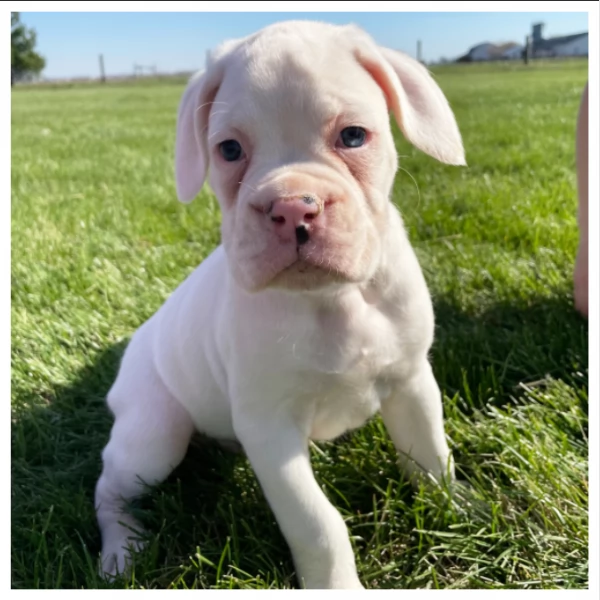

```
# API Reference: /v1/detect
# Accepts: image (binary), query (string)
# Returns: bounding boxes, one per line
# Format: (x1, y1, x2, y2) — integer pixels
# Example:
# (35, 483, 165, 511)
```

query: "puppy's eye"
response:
(219, 139, 243, 162)
(339, 127, 367, 148)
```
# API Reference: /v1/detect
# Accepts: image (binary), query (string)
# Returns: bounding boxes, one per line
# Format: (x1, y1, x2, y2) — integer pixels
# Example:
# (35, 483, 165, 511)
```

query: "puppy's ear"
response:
(353, 37, 466, 166)
(174, 61, 224, 203)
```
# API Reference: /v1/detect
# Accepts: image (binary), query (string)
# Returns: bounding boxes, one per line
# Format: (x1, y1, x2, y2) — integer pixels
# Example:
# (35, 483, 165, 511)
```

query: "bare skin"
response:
(574, 82, 588, 318)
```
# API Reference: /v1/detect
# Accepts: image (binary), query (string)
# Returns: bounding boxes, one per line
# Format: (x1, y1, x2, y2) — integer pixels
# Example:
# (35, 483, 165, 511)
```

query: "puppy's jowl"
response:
(95, 20, 466, 589)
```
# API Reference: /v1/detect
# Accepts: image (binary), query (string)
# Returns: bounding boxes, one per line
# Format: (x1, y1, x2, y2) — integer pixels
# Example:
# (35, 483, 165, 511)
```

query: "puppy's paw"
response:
(98, 530, 147, 579)
(446, 479, 491, 518)
(296, 564, 364, 590)
(343, 579, 365, 590)
(300, 576, 365, 590)
(401, 462, 456, 493)
(337, 580, 365, 590)
(408, 472, 490, 519)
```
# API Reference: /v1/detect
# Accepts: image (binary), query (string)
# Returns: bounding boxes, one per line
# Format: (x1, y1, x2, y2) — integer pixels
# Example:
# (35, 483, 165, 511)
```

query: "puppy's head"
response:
(175, 21, 465, 293)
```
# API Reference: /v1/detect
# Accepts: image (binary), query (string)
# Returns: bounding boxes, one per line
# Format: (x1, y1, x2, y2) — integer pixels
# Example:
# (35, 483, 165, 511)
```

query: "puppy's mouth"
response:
(269, 256, 350, 291)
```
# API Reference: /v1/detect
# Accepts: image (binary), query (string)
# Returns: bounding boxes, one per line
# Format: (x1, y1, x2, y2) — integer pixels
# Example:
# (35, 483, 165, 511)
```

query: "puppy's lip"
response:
(288, 259, 315, 274)
(268, 259, 344, 292)
(281, 257, 347, 280)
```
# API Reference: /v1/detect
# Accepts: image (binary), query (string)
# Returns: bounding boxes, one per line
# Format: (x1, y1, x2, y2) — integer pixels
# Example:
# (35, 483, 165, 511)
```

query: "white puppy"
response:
(95, 20, 466, 589)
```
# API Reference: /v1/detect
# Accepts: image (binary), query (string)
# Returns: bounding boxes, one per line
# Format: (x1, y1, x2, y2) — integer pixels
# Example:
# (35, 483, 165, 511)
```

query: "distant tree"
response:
(11, 12, 46, 85)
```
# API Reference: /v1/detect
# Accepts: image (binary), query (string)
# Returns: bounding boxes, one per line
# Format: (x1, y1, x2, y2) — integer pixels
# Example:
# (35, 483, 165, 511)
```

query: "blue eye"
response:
(219, 139, 243, 161)
(339, 127, 367, 148)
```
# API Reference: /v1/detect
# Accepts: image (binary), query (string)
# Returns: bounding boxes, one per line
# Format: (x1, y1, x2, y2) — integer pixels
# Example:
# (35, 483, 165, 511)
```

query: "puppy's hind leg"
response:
(95, 364, 195, 578)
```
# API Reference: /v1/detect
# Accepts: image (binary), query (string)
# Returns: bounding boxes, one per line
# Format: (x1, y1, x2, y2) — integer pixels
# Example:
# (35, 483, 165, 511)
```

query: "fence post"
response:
(523, 35, 531, 65)
(99, 54, 106, 82)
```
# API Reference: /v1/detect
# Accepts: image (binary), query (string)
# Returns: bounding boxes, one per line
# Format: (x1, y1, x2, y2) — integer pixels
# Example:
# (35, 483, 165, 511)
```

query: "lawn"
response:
(11, 59, 589, 589)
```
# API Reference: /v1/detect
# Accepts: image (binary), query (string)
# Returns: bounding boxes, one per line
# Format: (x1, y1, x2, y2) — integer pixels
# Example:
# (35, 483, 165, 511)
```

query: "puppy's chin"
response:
(230, 257, 372, 296)
(268, 260, 353, 292)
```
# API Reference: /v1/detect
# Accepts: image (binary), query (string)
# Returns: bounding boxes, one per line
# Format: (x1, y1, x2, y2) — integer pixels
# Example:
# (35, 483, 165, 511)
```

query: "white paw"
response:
(447, 479, 491, 517)
(99, 530, 147, 578)
(316, 579, 364, 590)
(299, 572, 365, 589)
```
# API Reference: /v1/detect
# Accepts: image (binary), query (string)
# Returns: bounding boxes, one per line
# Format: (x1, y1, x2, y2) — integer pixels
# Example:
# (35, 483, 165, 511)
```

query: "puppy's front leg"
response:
(233, 411, 363, 589)
(381, 359, 455, 487)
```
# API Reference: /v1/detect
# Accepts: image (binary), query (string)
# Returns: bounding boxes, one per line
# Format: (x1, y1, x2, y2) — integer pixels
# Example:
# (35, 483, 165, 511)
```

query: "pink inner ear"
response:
(175, 71, 223, 203)
(353, 49, 398, 119)
(354, 46, 466, 167)
(352, 48, 417, 148)
(354, 47, 425, 150)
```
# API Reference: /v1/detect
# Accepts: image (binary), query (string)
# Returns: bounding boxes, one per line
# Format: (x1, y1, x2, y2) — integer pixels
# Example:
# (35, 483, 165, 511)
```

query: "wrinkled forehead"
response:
(208, 45, 387, 141)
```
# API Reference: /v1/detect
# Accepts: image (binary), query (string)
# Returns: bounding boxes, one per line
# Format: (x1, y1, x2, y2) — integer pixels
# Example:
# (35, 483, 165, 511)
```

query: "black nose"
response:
(295, 225, 310, 246)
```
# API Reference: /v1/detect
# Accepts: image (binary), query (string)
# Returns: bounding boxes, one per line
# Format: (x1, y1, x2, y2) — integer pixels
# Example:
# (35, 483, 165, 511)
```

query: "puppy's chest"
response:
(311, 301, 403, 377)
(294, 305, 404, 441)
(305, 365, 393, 442)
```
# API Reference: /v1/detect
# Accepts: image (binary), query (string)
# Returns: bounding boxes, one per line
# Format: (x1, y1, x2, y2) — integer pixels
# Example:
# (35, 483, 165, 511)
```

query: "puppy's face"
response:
(175, 21, 466, 293)
(209, 48, 397, 292)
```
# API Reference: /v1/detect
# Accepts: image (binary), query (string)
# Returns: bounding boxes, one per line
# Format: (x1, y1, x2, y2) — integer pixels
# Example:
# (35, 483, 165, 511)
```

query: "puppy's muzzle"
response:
(265, 195, 323, 246)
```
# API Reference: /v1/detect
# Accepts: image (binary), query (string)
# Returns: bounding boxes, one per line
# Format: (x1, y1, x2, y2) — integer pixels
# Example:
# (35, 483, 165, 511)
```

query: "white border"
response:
(5, 2, 598, 597)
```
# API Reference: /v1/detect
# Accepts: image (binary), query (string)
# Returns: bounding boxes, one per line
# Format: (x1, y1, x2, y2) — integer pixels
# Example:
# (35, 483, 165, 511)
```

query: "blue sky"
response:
(20, 11, 590, 79)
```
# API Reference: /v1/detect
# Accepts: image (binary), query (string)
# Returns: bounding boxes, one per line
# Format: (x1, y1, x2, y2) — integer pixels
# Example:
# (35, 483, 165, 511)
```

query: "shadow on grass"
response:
(11, 340, 291, 589)
(431, 294, 588, 412)
(11, 294, 588, 589)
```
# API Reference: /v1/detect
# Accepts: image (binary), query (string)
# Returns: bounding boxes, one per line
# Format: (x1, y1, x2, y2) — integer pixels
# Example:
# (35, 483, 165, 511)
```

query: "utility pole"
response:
(523, 35, 531, 65)
(417, 40, 422, 63)
(99, 54, 106, 83)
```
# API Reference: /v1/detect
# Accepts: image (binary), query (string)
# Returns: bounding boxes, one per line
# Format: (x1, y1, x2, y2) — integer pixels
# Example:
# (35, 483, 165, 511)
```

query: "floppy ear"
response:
(353, 40, 466, 166)
(174, 63, 224, 203)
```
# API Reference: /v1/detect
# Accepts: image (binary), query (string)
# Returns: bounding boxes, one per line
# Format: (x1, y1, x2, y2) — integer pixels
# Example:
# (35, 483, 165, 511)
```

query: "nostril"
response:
(271, 215, 285, 224)
(304, 212, 316, 221)
(295, 225, 310, 246)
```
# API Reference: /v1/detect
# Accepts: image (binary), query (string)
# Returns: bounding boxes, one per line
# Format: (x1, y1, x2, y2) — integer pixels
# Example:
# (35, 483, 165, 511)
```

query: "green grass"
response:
(11, 59, 589, 589)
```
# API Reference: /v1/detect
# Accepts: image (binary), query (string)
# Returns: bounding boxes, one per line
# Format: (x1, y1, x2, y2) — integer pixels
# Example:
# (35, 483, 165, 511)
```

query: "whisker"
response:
(398, 165, 422, 212)
(238, 181, 259, 194)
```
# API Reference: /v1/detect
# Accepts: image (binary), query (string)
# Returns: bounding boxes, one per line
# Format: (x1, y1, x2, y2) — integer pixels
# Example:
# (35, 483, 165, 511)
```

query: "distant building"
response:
(530, 22, 588, 57)
(456, 22, 588, 63)
(460, 42, 494, 62)
(501, 45, 524, 60)
(457, 41, 523, 62)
